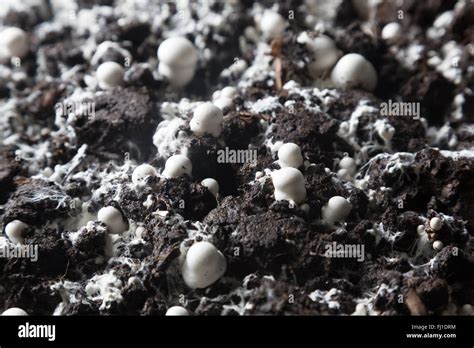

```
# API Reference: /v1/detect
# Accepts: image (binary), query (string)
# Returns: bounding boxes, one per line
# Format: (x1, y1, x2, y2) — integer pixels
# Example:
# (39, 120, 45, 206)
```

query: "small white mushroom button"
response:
(259, 10, 286, 39)
(338, 156, 356, 180)
(271, 167, 307, 204)
(381, 22, 402, 43)
(96, 61, 125, 90)
(201, 178, 219, 198)
(212, 86, 238, 110)
(277, 143, 304, 169)
(5, 220, 28, 244)
(2, 307, 28, 316)
(220, 86, 238, 99)
(181, 241, 227, 289)
(297, 32, 341, 78)
(429, 217, 443, 231)
(339, 157, 356, 175)
(157, 37, 198, 88)
(331, 53, 377, 91)
(158, 37, 198, 67)
(322, 196, 352, 224)
(132, 164, 157, 186)
(0, 27, 28, 59)
(97, 206, 128, 234)
(417, 225, 426, 236)
(162, 155, 192, 179)
(189, 102, 224, 137)
(432, 240, 444, 251)
(166, 306, 189, 316)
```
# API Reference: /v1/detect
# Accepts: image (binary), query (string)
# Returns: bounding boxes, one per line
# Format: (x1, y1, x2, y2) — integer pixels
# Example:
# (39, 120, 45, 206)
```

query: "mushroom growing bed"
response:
(0, 0, 473, 317)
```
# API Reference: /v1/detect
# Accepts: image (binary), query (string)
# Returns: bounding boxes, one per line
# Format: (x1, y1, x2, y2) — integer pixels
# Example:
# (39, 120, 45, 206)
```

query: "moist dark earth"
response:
(0, 0, 473, 316)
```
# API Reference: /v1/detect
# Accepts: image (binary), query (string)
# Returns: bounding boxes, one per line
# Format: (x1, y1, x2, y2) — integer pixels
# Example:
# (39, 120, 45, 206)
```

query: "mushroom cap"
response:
(157, 37, 198, 67)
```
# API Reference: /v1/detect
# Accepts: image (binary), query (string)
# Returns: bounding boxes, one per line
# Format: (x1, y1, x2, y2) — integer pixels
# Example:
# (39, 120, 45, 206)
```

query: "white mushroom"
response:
(259, 10, 286, 39)
(181, 241, 227, 289)
(97, 206, 128, 234)
(0, 27, 28, 59)
(201, 178, 219, 198)
(132, 164, 157, 186)
(331, 53, 377, 91)
(189, 102, 224, 137)
(322, 196, 352, 224)
(162, 155, 192, 179)
(157, 37, 198, 88)
(278, 143, 304, 169)
(165, 306, 189, 316)
(96, 61, 125, 89)
(5, 220, 28, 244)
(271, 167, 307, 204)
